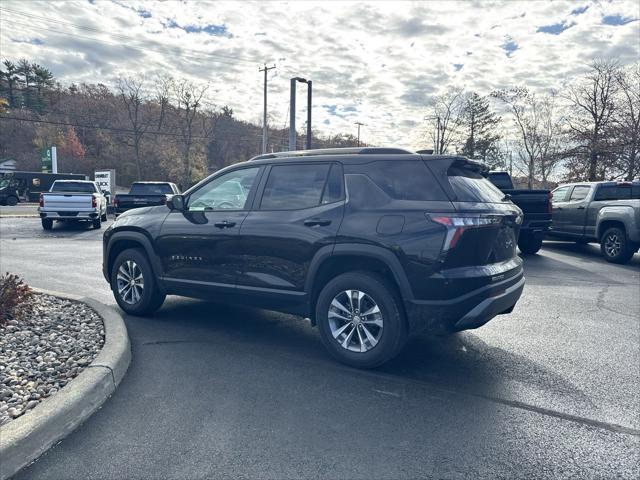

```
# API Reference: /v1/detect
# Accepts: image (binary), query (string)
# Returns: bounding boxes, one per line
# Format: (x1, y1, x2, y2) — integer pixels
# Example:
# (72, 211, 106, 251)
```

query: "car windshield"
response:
(51, 182, 96, 193)
(129, 183, 174, 195)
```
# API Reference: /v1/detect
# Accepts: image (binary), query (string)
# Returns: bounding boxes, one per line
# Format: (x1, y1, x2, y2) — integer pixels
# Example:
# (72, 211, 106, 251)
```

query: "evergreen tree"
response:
(0, 60, 20, 107)
(461, 92, 501, 161)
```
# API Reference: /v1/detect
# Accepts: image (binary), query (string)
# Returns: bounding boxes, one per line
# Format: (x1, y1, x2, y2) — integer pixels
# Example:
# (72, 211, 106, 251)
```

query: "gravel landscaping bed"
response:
(0, 294, 104, 427)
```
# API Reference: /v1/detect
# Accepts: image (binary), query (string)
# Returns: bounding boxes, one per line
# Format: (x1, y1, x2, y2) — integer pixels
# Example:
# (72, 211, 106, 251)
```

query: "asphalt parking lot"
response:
(1, 211, 639, 479)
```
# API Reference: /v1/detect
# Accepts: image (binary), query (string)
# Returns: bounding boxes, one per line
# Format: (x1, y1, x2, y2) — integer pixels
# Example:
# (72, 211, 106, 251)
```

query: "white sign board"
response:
(94, 170, 116, 197)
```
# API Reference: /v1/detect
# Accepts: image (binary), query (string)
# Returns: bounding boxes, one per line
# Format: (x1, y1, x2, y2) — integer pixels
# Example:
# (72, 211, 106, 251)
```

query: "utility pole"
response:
(354, 121, 365, 147)
(259, 64, 276, 154)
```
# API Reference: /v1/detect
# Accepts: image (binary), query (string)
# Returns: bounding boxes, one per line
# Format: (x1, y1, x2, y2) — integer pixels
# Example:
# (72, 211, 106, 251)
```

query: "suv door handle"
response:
(554, 206, 563, 210)
(304, 219, 331, 227)
(214, 220, 236, 229)
(577, 206, 585, 210)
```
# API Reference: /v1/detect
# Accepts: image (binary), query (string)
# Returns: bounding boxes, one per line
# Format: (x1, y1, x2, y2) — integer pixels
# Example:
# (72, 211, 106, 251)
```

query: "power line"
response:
(0, 7, 262, 65)
(0, 114, 292, 144)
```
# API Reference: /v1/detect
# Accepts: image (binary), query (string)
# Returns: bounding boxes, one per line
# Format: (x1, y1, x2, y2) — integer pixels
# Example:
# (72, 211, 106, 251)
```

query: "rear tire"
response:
(316, 271, 407, 368)
(600, 227, 635, 264)
(518, 235, 543, 255)
(101, 211, 108, 221)
(41, 218, 53, 230)
(111, 248, 166, 315)
(6, 195, 18, 206)
(92, 216, 102, 229)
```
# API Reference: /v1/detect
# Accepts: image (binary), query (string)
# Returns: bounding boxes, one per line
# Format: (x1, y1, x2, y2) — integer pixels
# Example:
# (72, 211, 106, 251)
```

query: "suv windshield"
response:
(51, 182, 96, 193)
(129, 183, 173, 195)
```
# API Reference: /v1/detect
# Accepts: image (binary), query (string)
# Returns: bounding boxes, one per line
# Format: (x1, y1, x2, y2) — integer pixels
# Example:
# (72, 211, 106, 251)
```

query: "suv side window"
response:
(552, 186, 571, 203)
(260, 164, 330, 210)
(321, 164, 344, 204)
(346, 160, 448, 201)
(187, 167, 259, 211)
(569, 185, 590, 202)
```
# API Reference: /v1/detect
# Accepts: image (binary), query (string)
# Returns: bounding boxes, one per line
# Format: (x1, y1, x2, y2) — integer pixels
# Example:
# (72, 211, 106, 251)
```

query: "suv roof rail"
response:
(248, 147, 414, 161)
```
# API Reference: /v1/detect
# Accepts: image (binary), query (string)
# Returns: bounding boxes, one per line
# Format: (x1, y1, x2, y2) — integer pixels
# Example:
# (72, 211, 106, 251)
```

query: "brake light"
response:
(92, 195, 97, 208)
(39, 193, 44, 207)
(113, 197, 118, 207)
(429, 214, 503, 251)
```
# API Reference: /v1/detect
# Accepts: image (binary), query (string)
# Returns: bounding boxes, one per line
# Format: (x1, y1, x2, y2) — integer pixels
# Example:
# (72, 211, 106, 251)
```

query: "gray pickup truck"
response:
(548, 181, 640, 263)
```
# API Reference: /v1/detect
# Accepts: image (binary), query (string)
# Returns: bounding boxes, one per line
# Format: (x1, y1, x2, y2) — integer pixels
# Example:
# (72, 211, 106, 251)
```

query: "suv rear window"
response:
(447, 165, 506, 203)
(348, 160, 448, 201)
(130, 183, 174, 195)
(594, 185, 640, 201)
(51, 182, 96, 193)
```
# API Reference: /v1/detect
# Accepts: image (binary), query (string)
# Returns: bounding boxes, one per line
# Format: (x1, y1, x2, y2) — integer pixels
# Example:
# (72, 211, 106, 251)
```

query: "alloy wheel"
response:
(604, 233, 621, 258)
(328, 289, 383, 353)
(116, 260, 145, 305)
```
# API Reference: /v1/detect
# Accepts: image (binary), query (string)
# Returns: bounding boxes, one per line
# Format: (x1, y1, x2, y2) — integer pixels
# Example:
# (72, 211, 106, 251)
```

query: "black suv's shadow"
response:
(129, 296, 593, 409)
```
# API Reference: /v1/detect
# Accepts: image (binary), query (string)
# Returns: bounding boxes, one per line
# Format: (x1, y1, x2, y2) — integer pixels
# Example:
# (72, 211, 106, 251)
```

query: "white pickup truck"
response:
(39, 180, 108, 230)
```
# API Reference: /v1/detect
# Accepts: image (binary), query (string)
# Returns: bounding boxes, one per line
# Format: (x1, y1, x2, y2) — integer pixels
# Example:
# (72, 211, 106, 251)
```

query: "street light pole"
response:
(354, 121, 364, 146)
(289, 78, 297, 151)
(306, 80, 312, 150)
(259, 64, 276, 154)
(289, 77, 312, 151)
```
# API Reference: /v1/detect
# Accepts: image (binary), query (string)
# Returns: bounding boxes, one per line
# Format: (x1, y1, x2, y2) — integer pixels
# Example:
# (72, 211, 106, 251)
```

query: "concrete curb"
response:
(0, 289, 131, 480)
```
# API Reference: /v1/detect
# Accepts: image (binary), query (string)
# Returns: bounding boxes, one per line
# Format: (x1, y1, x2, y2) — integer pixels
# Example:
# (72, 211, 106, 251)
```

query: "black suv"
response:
(103, 148, 525, 367)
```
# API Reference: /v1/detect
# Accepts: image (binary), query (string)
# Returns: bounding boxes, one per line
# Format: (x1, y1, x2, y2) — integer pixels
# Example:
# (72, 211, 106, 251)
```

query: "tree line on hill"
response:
(0, 58, 638, 189)
(0, 59, 360, 188)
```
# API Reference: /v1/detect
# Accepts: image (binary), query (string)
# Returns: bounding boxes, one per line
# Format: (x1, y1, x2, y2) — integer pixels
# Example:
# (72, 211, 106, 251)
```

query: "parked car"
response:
(39, 180, 108, 230)
(0, 177, 21, 206)
(486, 171, 552, 254)
(103, 148, 525, 368)
(548, 181, 640, 264)
(113, 181, 180, 216)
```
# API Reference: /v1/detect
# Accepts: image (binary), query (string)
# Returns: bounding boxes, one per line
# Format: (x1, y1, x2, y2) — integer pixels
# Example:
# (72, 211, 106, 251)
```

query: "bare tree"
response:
(117, 77, 150, 180)
(174, 79, 209, 187)
(425, 88, 465, 154)
(564, 59, 619, 181)
(154, 75, 173, 131)
(492, 87, 562, 188)
(614, 63, 640, 180)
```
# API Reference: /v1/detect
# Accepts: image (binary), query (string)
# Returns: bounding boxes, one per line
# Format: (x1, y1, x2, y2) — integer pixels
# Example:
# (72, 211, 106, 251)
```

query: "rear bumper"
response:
(404, 264, 525, 335)
(39, 209, 99, 220)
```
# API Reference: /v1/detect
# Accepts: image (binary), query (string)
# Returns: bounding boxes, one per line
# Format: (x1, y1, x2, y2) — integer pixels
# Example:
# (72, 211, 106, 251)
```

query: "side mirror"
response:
(168, 194, 185, 211)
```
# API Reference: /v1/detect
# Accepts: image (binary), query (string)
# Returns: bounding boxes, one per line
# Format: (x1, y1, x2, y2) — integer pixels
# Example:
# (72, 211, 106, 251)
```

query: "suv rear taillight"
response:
(39, 193, 44, 207)
(429, 214, 506, 251)
(113, 196, 118, 207)
(92, 195, 97, 208)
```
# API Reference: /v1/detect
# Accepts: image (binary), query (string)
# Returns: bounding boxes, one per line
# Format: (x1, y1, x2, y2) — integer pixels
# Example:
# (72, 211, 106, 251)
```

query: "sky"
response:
(1, 0, 639, 150)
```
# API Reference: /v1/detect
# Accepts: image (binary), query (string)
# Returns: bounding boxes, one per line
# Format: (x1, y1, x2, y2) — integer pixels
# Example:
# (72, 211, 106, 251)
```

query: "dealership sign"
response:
(95, 170, 116, 198)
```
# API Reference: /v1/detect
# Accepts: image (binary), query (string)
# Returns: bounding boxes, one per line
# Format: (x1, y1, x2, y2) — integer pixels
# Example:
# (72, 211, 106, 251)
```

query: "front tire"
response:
(111, 248, 166, 315)
(6, 195, 18, 206)
(316, 272, 407, 368)
(600, 227, 635, 264)
(41, 218, 53, 230)
(518, 235, 543, 255)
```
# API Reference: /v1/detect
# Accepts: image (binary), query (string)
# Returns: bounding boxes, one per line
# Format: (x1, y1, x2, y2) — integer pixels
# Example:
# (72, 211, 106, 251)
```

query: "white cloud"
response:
(1, 0, 638, 150)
